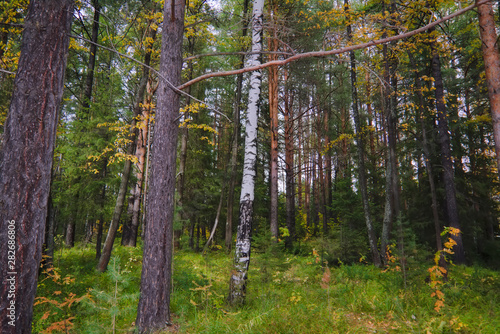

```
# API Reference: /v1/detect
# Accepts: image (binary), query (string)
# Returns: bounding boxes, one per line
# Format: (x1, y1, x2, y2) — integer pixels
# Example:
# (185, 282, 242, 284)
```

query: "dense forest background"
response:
(1, 0, 500, 333)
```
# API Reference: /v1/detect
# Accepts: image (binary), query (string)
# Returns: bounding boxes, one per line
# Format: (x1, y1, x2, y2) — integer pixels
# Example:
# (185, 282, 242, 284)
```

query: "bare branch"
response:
(178, 0, 487, 91)
(0, 68, 15, 75)
(68, 34, 232, 122)
(183, 51, 294, 61)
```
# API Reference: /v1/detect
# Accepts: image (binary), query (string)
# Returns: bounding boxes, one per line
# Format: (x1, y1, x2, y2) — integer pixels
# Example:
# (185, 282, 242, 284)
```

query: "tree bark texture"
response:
(0, 1, 74, 332)
(226, 0, 249, 252)
(268, 17, 279, 241)
(136, 0, 186, 331)
(229, 0, 265, 306)
(477, 0, 500, 180)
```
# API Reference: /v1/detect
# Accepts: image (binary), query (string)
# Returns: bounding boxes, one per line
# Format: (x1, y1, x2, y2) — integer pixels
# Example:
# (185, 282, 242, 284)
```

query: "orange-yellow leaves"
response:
(320, 267, 331, 289)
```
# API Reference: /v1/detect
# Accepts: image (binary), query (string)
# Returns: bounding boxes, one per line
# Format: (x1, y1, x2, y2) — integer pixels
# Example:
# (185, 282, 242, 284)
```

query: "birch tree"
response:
(229, 0, 265, 306)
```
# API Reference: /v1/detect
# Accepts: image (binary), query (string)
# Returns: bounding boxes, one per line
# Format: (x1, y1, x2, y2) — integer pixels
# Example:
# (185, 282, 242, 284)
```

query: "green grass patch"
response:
(33, 243, 500, 333)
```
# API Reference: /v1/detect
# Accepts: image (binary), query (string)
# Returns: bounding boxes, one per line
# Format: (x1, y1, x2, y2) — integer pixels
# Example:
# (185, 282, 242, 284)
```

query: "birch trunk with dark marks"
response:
(135, 0, 186, 331)
(0, 1, 74, 332)
(226, 0, 250, 252)
(229, 0, 265, 306)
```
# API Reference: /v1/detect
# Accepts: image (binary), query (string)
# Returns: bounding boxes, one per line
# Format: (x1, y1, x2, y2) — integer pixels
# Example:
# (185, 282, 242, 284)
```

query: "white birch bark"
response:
(229, 0, 265, 305)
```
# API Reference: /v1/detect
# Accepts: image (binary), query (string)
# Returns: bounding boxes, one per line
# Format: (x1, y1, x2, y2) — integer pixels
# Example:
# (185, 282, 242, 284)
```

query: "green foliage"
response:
(82, 256, 139, 333)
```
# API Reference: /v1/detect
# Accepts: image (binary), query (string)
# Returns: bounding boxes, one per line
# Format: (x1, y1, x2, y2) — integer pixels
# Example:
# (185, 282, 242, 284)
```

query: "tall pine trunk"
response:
(0, 1, 74, 332)
(136, 0, 186, 331)
(268, 9, 279, 241)
(229, 0, 265, 306)
(477, 0, 500, 180)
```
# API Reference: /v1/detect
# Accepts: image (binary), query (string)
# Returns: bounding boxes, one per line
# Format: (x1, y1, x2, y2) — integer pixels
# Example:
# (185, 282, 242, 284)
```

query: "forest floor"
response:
(33, 242, 500, 333)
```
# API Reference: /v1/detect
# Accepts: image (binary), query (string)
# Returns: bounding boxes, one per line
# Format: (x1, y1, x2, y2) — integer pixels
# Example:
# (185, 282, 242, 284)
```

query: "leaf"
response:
(434, 300, 444, 312)
(40, 311, 51, 321)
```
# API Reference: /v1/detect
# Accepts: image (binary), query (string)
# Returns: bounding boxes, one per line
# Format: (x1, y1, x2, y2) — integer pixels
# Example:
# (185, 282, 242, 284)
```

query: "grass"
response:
(33, 242, 500, 333)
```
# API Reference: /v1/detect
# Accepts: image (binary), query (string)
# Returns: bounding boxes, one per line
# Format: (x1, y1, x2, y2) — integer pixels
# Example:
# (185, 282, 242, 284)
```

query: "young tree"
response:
(0, 0, 74, 332)
(135, 0, 186, 331)
(229, 0, 265, 306)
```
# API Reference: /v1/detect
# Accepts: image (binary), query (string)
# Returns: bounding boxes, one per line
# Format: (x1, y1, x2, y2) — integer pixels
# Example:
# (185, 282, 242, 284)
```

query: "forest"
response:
(0, 0, 499, 333)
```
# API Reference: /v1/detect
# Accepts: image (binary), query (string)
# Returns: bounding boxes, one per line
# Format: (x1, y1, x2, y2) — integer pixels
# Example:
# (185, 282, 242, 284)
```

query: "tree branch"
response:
(178, 0, 488, 90)
(183, 50, 294, 61)
(68, 34, 232, 122)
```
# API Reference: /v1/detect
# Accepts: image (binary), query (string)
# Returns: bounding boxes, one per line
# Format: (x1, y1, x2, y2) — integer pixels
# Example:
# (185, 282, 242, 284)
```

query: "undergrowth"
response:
(33, 241, 500, 333)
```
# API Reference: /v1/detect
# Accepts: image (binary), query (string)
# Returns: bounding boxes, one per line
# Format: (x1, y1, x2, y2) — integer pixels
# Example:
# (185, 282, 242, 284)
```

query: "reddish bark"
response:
(0, 1, 74, 332)
(477, 0, 500, 180)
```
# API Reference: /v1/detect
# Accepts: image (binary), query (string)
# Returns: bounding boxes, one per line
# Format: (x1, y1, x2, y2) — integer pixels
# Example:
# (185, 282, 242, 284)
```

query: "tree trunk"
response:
(380, 45, 400, 262)
(477, 0, 500, 181)
(135, 0, 186, 331)
(125, 84, 154, 247)
(65, 218, 76, 248)
(268, 15, 279, 241)
(284, 70, 295, 249)
(122, 25, 157, 247)
(82, 0, 100, 112)
(97, 145, 134, 272)
(229, 0, 265, 306)
(430, 42, 466, 264)
(345, 0, 381, 266)
(204, 187, 225, 252)
(44, 194, 56, 267)
(226, 0, 249, 253)
(0, 1, 74, 332)
(101, 19, 157, 258)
